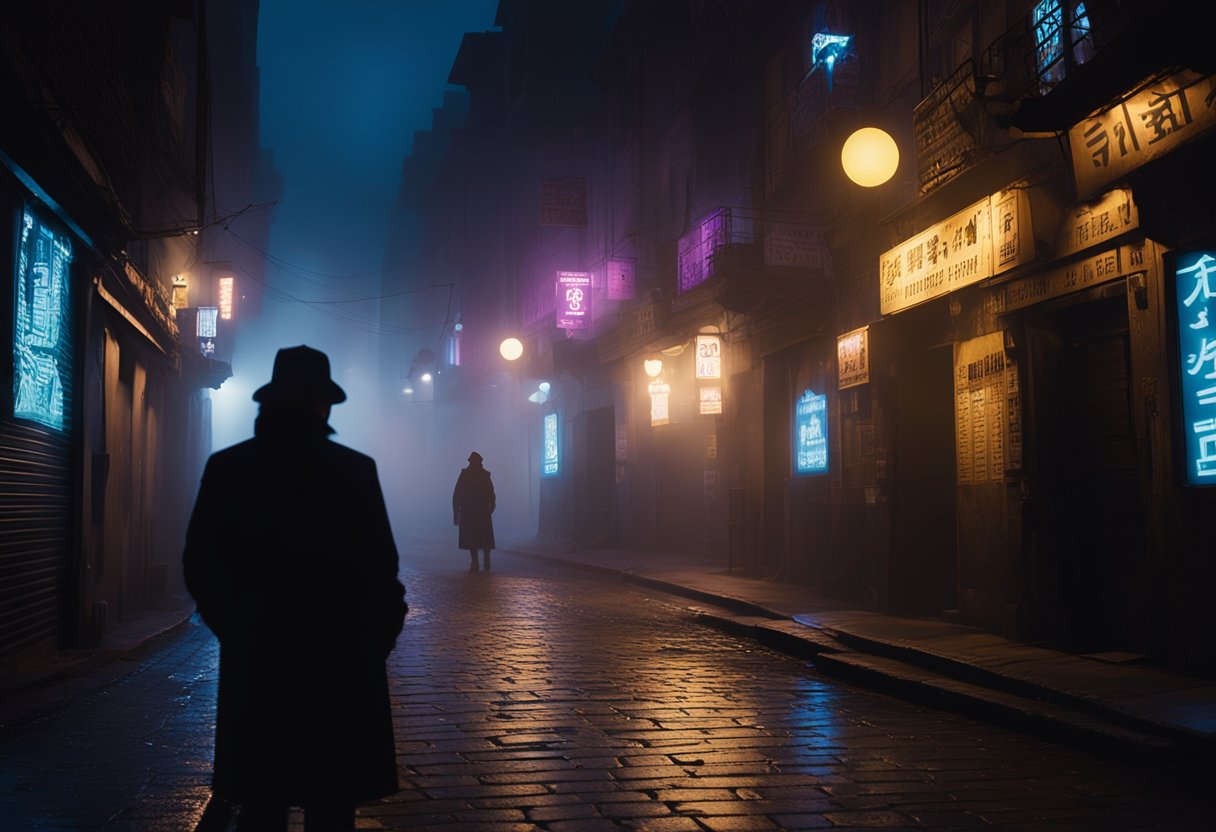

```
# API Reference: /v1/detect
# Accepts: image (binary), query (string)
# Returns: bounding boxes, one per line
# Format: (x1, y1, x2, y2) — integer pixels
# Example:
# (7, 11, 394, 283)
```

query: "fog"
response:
(208, 0, 530, 558)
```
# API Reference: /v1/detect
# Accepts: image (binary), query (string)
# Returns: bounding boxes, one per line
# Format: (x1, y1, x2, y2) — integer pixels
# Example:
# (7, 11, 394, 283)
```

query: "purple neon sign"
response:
(556, 271, 593, 330)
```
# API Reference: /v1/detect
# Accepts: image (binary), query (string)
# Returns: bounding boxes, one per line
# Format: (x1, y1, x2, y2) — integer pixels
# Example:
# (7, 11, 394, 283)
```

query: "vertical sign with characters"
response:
(556, 271, 593, 330)
(542, 412, 559, 477)
(794, 389, 828, 475)
(1176, 250, 1216, 485)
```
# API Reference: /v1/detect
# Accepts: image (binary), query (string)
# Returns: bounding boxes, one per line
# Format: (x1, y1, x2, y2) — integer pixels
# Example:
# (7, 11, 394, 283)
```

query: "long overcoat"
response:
(452, 463, 496, 550)
(183, 412, 407, 805)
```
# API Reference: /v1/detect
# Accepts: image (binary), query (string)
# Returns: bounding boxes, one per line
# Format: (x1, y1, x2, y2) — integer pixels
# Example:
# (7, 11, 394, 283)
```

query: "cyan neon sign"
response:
(542, 412, 559, 477)
(14, 208, 72, 431)
(1176, 250, 1216, 485)
(794, 389, 828, 476)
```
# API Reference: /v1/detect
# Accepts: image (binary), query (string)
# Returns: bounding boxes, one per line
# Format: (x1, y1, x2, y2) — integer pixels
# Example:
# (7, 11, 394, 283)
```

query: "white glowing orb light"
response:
(420, 372, 433, 382)
(841, 127, 899, 187)
(538, 381, 551, 393)
(643, 358, 663, 378)
(499, 337, 524, 361)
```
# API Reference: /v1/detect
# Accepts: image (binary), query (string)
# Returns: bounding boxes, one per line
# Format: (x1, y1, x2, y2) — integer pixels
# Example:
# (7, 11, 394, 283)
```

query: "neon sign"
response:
(794, 389, 828, 475)
(556, 271, 592, 330)
(1175, 250, 1216, 485)
(14, 208, 72, 430)
(218, 276, 235, 320)
(542, 412, 559, 477)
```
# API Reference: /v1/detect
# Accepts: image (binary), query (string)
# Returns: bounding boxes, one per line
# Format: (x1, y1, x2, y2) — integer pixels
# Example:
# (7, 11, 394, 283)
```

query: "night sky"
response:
(212, 0, 499, 453)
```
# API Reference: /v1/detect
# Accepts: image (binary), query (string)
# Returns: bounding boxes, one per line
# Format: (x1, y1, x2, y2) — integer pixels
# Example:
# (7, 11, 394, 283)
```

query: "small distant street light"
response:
(500, 337, 524, 361)
(841, 127, 899, 187)
(420, 371, 433, 382)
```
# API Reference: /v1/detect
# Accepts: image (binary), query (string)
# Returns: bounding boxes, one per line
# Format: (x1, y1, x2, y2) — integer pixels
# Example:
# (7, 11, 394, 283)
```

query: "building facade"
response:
(392, 0, 1215, 673)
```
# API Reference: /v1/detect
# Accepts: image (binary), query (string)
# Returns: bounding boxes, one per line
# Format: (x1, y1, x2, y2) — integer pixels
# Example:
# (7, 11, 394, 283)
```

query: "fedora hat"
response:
(252, 345, 347, 404)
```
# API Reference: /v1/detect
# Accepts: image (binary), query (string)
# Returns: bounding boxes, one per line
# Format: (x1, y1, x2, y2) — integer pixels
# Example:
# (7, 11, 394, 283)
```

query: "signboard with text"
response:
(695, 334, 722, 379)
(606, 258, 636, 300)
(556, 271, 593, 330)
(539, 177, 587, 227)
(794, 389, 828, 475)
(542, 413, 559, 477)
(837, 326, 869, 389)
(1069, 70, 1216, 198)
(1174, 249, 1216, 485)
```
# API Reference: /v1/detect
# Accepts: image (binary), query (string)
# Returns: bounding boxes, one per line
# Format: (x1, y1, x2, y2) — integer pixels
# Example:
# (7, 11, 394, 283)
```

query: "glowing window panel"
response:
(1175, 250, 1216, 486)
(1033, 0, 1064, 93)
(197, 307, 218, 338)
(218, 276, 235, 320)
(677, 211, 726, 294)
(542, 412, 559, 477)
(13, 208, 72, 431)
(794, 389, 828, 476)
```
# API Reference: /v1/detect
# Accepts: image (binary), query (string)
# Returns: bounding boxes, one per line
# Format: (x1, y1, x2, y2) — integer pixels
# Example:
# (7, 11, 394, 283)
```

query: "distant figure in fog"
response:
(453, 451, 496, 571)
(184, 345, 407, 832)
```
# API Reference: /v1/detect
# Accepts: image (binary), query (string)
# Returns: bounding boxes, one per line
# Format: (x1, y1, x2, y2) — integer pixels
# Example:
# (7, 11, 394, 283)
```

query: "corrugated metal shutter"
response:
(0, 420, 72, 659)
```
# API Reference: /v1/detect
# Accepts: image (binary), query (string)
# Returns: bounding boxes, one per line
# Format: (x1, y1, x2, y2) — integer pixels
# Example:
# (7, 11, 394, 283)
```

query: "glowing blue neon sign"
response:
(794, 389, 828, 476)
(542, 412, 559, 477)
(1176, 250, 1216, 485)
(14, 209, 72, 431)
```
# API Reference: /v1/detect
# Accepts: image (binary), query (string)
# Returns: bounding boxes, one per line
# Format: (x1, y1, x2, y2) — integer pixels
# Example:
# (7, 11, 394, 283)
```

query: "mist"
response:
(208, 0, 526, 557)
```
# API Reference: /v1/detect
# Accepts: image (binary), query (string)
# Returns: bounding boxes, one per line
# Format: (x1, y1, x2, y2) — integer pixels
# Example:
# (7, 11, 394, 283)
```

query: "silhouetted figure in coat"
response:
(453, 451, 496, 570)
(184, 345, 407, 832)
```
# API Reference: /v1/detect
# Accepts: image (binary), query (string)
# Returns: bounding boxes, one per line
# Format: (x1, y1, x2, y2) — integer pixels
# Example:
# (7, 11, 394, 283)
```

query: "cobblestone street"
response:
(1, 545, 1212, 830)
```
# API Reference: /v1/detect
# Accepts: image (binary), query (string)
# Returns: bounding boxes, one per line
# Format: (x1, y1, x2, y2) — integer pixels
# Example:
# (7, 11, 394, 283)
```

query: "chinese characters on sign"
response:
(218, 276, 235, 320)
(1175, 250, 1216, 485)
(555, 271, 593, 330)
(837, 326, 869, 389)
(880, 197, 991, 315)
(649, 381, 671, 427)
(1069, 70, 1216, 198)
(542, 413, 559, 477)
(678, 210, 726, 293)
(695, 335, 721, 379)
(879, 189, 1033, 315)
(1055, 188, 1139, 260)
(14, 208, 72, 431)
(539, 177, 587, 227)
(954, 333, 1007, 484)
(699, 386, 722, 416)
(794, 389, 828, 475)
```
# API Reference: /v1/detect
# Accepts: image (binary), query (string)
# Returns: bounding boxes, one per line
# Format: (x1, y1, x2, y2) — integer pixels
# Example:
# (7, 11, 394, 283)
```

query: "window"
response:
(13, 208, 72, 431)
(1033, 0, 1094, 94)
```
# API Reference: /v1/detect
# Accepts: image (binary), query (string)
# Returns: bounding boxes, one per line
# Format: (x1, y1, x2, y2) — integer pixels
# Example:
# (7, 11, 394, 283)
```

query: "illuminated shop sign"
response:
(695, 334, 721, 379)
(649, 381, 671, 427)
(837, 326, 869, 389)
(542, 412, 559, 477)
(1069, 70, 1216, 199)
(172, 274, 189, 309)
(13, 207, 73, 431)
(1175, 250, 1216, 485)
(794, 389, 828, 475)
(218, 276, 235, 320)
(879, 188, 1034, 315)
(556, 271, 592, 330)
(699, 386, 722, 416)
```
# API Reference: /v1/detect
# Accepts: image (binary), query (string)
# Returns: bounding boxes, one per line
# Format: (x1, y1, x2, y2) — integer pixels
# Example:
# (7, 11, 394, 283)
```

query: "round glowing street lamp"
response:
(643, 358, 663, 378)
(499, 337, 524, 361)
(841, 127, 899, 187)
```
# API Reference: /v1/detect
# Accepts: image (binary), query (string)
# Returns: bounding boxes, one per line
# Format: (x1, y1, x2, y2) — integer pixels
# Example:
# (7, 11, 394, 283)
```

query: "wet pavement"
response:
(0, 541, 1213, 830)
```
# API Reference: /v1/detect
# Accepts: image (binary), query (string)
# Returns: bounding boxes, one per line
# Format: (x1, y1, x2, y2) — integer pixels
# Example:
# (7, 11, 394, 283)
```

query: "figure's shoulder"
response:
(206, 438, 256, 467)
(321, 440, 378, 471)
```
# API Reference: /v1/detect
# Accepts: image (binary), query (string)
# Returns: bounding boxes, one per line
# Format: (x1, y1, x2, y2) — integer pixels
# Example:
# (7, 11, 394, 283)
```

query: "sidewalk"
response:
(502, 540, 1216, 762)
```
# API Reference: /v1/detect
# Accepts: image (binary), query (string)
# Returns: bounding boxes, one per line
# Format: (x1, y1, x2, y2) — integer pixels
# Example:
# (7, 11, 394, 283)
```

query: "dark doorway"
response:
(890, 340, 957, 615)
(584, 406, 617, 545)
(1035, 291, 1148, 652)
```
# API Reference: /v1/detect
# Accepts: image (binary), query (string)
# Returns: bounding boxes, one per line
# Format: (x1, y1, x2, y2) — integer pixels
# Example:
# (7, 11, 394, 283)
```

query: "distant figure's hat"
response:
(468, 451, 483, 464)
(252, 345, 347, 405)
